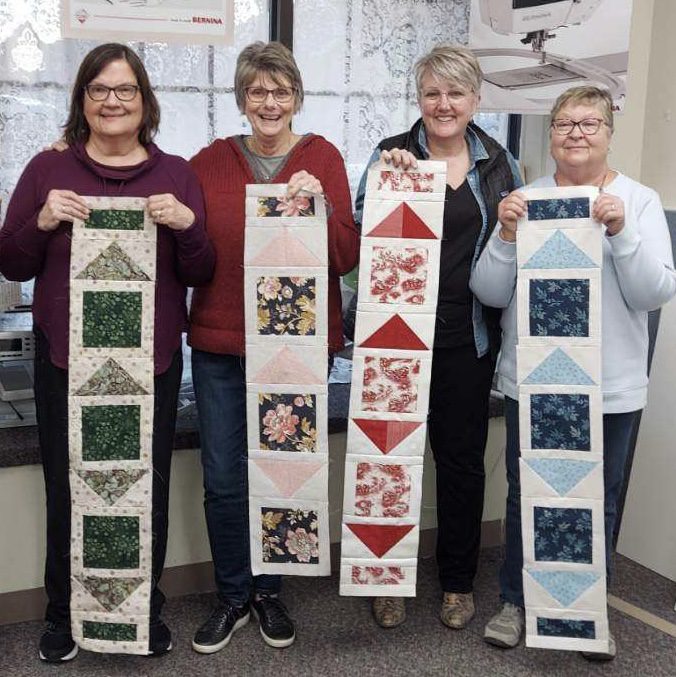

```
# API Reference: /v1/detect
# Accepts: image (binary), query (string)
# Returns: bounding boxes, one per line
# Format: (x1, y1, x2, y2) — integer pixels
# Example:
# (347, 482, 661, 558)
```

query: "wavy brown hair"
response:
(63, 43, 160, 146)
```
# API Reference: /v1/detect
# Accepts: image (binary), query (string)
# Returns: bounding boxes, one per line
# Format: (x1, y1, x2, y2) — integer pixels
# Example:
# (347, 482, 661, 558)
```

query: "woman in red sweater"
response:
(188, 41, 359, 653)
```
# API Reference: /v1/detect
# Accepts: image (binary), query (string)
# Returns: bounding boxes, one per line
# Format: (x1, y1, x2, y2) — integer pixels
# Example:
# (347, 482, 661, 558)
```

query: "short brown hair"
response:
(550, 86, 614, 131)
(414, 45, 483, 100)
(63, 43, 160, 146)
(234, 41, 304, 114)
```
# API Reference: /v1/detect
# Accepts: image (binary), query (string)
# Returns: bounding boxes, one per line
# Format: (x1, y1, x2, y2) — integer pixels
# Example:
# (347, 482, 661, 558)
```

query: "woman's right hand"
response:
(497, 190, 527, 242)
(37, 189, 90, 232)
(380, 148, 418, 170)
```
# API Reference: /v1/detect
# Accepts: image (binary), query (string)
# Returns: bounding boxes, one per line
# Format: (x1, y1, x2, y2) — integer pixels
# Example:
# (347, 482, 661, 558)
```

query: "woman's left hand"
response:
(147, 193, 195, 231)
(287, 171, 323, 198)
(593, 193, 625, 236)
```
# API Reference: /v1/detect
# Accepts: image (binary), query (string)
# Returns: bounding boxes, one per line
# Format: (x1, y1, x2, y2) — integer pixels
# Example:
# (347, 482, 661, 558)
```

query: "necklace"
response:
(245, 134, 295, 181)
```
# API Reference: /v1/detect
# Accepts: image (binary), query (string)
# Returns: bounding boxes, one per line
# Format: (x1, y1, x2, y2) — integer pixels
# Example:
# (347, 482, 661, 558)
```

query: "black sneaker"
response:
(148, 618, 172, 657)
(39, 622, 78, 663)
(192, 601, 250, 654)
(251, 594, 295, 648)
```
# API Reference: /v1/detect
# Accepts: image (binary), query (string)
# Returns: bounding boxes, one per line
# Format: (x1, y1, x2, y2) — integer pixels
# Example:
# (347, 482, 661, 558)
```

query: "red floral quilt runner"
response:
(339, 161, 446, 596)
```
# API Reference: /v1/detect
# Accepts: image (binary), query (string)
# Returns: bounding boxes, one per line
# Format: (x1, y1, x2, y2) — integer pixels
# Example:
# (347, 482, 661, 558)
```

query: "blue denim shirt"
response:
(354, 123, 523, 357)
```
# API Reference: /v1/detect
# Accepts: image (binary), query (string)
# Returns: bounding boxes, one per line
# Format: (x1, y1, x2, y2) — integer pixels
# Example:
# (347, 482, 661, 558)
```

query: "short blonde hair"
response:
(414, 45, 482, 99)
(234, 41, 304, 113)
(550, 86, 614, 131)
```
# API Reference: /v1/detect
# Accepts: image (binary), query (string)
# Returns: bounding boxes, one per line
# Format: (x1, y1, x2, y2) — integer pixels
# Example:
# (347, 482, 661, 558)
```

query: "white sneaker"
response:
(581, 632, 616, 661)
(484, 603, 524, 648)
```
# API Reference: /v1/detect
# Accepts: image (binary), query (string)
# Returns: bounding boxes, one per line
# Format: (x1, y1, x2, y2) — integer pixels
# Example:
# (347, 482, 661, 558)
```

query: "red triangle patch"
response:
(346, 523, 414, 558)
(352, 419, 422, 454)
(359, 314, 428, 350)
(366, 203, 437, 239)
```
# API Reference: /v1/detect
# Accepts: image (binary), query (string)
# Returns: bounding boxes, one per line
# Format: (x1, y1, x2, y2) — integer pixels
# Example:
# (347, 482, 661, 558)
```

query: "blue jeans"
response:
(192, 349, 280, 605)
(499, 396, 640, 607)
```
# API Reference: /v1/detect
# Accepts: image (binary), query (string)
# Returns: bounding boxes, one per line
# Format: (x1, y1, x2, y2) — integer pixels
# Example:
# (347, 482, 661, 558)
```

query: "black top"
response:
(434, 179, 482, 348)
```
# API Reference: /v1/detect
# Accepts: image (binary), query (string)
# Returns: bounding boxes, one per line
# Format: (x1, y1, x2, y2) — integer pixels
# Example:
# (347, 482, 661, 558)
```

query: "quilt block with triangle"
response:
(516, 186, 608, 653)
(68, 197, 155, 655)
(340, 160, 445, 596)
(244, 185, 330, 577)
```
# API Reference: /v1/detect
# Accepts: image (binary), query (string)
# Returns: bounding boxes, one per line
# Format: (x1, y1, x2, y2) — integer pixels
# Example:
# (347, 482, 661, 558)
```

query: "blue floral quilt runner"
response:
(516, 186, 609, 652)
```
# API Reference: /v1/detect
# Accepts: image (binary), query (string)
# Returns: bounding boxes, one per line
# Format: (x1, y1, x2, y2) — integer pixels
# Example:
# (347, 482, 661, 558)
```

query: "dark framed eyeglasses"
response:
(245, 86, 295, 104)
(551, 118, 606, 136)
(85, 84, 140, 102)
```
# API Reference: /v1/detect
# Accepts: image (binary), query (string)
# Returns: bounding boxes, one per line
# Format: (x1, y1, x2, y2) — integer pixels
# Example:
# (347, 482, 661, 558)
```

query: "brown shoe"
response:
(372, 597, 406, 628)
(440, 592, 475, 629)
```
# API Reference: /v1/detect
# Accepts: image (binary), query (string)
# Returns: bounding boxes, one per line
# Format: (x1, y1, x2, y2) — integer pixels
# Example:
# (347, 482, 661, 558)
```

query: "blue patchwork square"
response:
(534, 507, 592, 563)
(530, 393, 590, 450)
(528, 198, 590, 220)
(529, 279, 589, 337)
(536, 617, 595, 639)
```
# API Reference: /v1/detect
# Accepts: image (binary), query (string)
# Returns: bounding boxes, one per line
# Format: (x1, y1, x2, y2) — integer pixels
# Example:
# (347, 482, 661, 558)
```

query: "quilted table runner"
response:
(244, 185, 331, 576)
(516, 186, 609, 652)
(339, 160, 446, 596)
(68, 197, 156, 654)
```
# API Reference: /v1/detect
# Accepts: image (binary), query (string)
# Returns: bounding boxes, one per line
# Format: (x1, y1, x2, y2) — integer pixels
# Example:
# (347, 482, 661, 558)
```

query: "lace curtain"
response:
(0, 0, 269, 220)
(292, 0, 509, 193)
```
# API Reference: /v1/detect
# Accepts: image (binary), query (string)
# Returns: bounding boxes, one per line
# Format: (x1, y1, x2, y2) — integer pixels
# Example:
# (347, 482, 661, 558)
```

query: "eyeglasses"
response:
(421, 88, 472, 105)
(245, 86, 295, 104)
(551, 118, 606, 136)
(85, 84, 140, 102)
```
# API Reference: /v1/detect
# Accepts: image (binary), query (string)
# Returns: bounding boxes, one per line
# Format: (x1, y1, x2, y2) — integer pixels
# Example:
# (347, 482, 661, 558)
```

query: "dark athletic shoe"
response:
(148, 618, 172, 656)
(251, 594, 295, 648)
(192, 601, 250, 654)
(39, 622, 78, 663)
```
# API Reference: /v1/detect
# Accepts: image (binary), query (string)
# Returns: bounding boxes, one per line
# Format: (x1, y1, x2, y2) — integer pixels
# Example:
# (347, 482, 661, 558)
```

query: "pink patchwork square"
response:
(378, 171, 435, 193)
(351, 565, 405, 585)
(369, 246, 428, 305)
(355, 462, 411, 518)
(361, 357, 420, 413)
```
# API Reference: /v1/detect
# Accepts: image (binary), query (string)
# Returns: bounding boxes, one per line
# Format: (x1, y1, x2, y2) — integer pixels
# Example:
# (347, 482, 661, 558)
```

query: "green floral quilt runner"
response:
(68, 197, 155, 654)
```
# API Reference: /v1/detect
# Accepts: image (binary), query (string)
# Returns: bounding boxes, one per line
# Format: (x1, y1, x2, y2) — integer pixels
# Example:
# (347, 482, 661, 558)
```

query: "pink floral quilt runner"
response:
(244, 184, 331, 576)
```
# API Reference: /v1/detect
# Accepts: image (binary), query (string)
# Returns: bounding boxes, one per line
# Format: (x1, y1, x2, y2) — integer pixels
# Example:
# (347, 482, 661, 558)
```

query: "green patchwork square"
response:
(83, 515, 140, 569)
(81, 405, 141, 461)
(82, 620, 137, 642)
(85, 209, 144, 231)
(82, 291, 142, 348)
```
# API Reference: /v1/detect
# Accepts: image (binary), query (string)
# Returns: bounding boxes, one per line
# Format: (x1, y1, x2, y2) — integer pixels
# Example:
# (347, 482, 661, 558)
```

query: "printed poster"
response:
(61, 0, 234, 45)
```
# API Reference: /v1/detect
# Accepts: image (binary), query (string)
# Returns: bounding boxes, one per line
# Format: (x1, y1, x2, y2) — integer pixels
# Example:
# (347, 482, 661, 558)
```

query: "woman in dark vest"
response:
(353, 45, 522, 630)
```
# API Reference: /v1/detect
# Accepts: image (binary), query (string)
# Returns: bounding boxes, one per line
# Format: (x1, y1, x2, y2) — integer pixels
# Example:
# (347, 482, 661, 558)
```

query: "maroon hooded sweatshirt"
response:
(0, 142, 215, 373)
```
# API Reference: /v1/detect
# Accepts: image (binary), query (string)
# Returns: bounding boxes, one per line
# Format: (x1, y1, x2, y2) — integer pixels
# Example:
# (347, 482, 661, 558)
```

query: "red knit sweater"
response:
(188, 134, 359, 355)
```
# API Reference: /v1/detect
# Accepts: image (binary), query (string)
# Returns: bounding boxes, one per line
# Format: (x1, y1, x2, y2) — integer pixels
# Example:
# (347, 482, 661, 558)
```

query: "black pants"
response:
(428, 344, 496, 594)
(34, 328, 182, 624)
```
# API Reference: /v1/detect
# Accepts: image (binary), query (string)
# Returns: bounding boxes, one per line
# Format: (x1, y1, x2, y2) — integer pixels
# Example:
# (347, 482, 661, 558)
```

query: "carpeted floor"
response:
(2, 548, 675, 677)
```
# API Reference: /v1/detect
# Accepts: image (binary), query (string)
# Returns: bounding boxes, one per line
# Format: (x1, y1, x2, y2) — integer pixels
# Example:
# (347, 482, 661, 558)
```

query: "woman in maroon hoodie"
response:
(0, 43, 214, 662)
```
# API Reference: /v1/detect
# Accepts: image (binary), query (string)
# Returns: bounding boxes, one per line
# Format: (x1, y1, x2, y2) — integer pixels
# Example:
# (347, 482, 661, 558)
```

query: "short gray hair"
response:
(550, 86, 614, 131)
(414, 45, 482, 99)
(234, 41, 304, 113)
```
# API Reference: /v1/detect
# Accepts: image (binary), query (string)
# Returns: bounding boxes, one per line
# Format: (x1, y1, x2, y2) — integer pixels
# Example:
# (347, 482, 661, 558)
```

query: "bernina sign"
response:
(61, 1, 234, 45)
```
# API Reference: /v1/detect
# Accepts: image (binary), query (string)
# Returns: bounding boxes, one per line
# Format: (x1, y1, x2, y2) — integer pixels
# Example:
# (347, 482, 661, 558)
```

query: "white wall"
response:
(616, 0, 676, 579)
